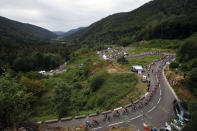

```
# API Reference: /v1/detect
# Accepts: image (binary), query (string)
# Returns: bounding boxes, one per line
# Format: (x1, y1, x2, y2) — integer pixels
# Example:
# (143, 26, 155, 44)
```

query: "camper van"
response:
(141, 75, 147, 82)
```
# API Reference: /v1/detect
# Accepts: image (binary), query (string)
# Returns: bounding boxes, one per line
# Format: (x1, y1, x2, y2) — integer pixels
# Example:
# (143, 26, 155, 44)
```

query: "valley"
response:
(0, 0, 197, 130)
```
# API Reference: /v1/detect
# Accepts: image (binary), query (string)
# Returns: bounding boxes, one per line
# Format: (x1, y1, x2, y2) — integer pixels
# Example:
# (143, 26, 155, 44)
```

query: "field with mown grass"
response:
(127, 55, 163, 67)
(126, 47, 173, 56)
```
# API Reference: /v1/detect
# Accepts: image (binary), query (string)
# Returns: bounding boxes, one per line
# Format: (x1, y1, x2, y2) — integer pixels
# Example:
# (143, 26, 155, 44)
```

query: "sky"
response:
(0, 0, 151, 32)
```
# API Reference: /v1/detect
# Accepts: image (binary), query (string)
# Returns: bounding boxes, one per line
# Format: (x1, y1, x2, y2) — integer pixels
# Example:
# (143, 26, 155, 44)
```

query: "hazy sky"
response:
(0, 0, 151, 31)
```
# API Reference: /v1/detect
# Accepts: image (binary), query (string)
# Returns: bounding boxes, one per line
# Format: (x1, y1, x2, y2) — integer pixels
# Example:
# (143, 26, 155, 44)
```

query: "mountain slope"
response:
(54, 31, 65, 35)
(0, 16, 56, 45)
(62, 27, 85, 37)
(64, 0, 197, 45)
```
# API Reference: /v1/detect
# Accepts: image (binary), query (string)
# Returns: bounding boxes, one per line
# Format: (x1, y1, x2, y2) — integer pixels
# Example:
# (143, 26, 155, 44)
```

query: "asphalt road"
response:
(45, 54, 176, 131)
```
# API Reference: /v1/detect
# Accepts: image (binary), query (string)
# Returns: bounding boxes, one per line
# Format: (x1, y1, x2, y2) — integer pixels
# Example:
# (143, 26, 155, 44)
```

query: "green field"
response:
(126, 46, 174, 56)
(127, 55, 163, 67)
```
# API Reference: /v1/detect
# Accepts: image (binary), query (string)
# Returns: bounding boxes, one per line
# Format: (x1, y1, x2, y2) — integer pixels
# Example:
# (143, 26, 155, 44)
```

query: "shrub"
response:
(20, 76, 46, 97)
(73, 82, 82, 89)
(0, 73, 30, 129)
(83, 89, 90, 95)
(117, 55, 128, 64)
(96, 95, 105, 106)
(192, 58, 197, 68)
(89, 72, 105, 92)
(53, 82, 71, 118)
(180, 63, 190, 72)
(187, 68, 197, 96)
(170, 61, 179, 69)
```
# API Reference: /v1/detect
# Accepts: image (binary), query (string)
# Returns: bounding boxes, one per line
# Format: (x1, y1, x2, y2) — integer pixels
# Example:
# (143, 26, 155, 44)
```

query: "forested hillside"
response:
(61, 27, 85, 37)
(64, 0, 197, 45)
(0, 16, 80, 73)
(0, 16, 56, 45)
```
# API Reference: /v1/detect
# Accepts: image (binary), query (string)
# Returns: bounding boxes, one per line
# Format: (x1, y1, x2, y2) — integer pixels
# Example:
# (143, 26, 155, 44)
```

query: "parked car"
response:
(173, 99, 190, 122)
(141, 75, 147, 82)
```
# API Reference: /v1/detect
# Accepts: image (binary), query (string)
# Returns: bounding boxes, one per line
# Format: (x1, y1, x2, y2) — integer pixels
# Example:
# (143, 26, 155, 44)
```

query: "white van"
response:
(142, 75, 147, 82)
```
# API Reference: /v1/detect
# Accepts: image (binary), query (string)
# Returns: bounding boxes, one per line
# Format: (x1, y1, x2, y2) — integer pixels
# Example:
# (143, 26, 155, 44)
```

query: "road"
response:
(44, 54, 177, 131)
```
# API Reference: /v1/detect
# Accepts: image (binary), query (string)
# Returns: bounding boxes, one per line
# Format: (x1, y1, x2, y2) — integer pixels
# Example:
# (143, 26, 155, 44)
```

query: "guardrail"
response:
(44, 119, 58, 124)
(89, 113, 99, 117)
(61, 117, 72, 121)
(75, 115, 86, 119)
(101, 110, 112, 115)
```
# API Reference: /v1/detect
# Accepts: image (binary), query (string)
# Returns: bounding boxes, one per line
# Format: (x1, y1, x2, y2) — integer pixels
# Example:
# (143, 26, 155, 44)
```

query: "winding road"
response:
(44, 53, 177, 131)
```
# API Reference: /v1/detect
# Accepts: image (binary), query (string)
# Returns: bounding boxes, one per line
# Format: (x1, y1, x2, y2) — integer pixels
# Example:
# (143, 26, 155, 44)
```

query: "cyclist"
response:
(96, 110, 100, 115)
(147, 87, 150, 92)
(132, 103, 136, 110)
(123, 107, 128, 113)
(86, 120, 91, 127)
(103, 113, 110, 121)
(116, 110, 120, 116)
(116, 110, 119, 114)
(104, 113, 108, 118)
(148, 83, 151, 87)
(92, 119, 99, 125)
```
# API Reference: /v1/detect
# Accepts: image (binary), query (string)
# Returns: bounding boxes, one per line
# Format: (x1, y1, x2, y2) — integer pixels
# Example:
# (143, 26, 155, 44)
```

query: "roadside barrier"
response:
(61, 117, 73, 121)
(89, 113, 99, 117)
(75, 115, 86, 119)
(44, 119, 58, 124)
(102, 110, 112, 115)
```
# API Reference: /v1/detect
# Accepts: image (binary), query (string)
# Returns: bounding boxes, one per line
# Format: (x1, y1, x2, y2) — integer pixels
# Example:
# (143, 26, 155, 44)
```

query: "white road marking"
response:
(129, 114, 143, 121)
(157, 97, 161, 105)
(92, 127, 102, 130)
(107, 114, 144, 127)
(148, 106, 156, 113)
(145, 92, 149, 97)
(160, 89, 161, 96)
(108, 121, 124, 126)
(156, 74, 158, 82)
(162, 65, 179, 100)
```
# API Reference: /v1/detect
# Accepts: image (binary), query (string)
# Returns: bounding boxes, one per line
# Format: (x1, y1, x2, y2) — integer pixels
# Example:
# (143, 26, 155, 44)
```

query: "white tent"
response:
(131, 65, 143, 74)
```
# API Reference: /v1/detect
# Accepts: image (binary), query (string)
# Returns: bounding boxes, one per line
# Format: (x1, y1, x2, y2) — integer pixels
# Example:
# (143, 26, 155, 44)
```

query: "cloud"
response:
(0, 0, 151, 31)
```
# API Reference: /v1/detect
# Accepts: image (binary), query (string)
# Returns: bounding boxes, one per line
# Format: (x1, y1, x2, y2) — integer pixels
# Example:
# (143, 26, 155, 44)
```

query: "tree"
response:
(13, 57, 33, 72)
(53, 82, 71, 118)
(183, 100, 197, 131)
(0, 73, 30, 130)
(20, 76, 46, 98)
(187, 68, 197, 96)
(192, 58, 197, 68)
(169, 61, 179, 69)
(117, 55, 128, 64)
(179, 36, 197, 62)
